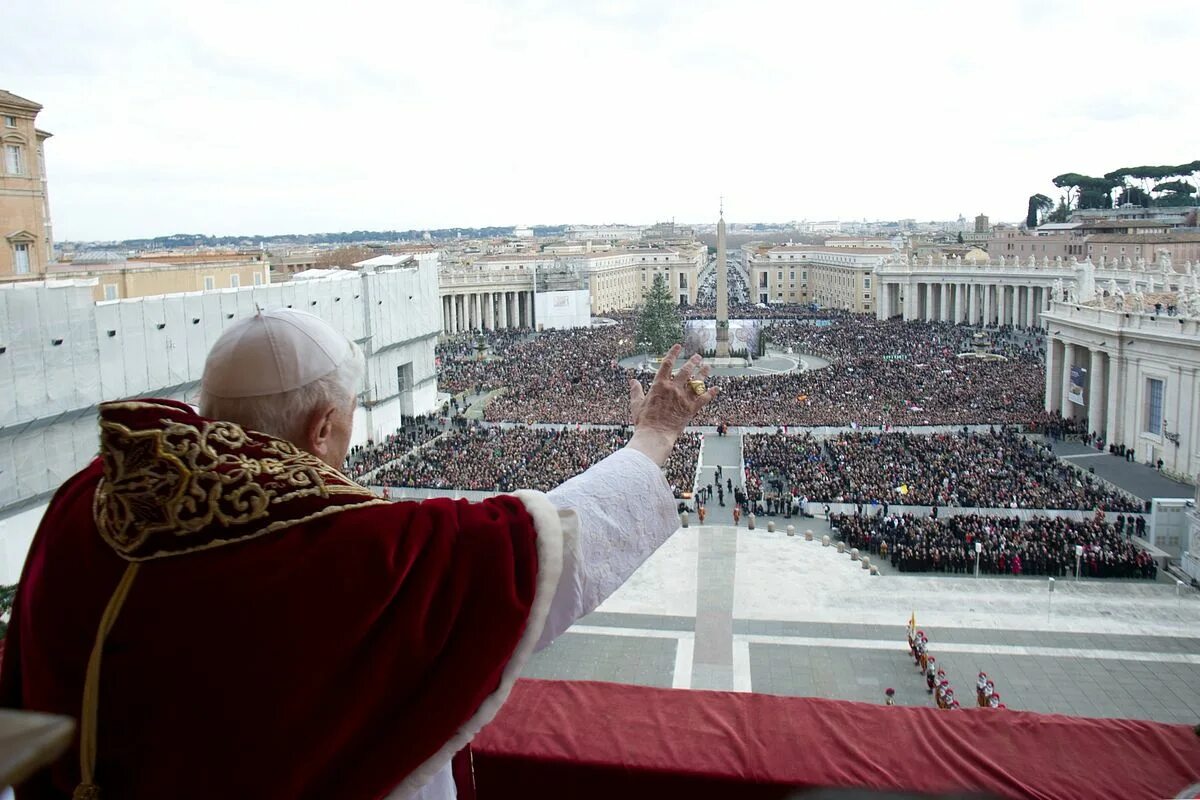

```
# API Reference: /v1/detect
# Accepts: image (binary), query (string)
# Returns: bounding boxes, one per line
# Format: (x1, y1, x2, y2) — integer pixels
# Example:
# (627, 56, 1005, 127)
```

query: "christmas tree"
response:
(636, 273, 684, 356)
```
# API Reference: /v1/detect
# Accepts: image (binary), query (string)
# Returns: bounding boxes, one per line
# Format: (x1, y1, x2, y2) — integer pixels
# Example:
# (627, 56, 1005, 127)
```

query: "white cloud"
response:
(4, 0, 1198, 239)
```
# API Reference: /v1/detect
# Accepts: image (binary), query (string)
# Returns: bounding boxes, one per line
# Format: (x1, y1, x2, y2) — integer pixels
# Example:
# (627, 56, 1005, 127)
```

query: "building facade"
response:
(988, 224, 1088, 261)
(1084, 233, 1200, 265)
(565, 225, 642, 242)
(0, 90, 53, 279)
(746, 245, 889, 312)
(874, 251, 1200, 328)
(1042, 295, 1200, 485)
(42, 253, 271, 301)
(440, 244, 704, 331)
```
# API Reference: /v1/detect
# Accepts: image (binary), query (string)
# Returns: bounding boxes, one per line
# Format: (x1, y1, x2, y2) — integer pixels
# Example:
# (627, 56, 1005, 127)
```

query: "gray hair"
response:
(199, 340, 365, 442)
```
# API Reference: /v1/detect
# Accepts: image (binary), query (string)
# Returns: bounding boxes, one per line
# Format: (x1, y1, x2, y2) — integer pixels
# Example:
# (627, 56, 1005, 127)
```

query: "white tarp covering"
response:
(1, 265, 441, 518)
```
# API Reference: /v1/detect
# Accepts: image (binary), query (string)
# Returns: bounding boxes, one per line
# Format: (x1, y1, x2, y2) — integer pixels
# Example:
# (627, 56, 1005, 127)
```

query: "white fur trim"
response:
(388, 490, 565, 799)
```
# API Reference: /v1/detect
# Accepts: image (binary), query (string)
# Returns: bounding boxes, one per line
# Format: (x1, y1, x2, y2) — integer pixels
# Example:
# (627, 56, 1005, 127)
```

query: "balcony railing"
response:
(466, 678, 1200, 799)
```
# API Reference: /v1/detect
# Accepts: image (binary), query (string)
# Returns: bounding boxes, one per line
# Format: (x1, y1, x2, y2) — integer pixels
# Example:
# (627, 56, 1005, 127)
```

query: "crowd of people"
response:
(831, 512, 1158, 579)
(1029, 411, 1090, 441)
(694, 263, 749, 307)
(689, 319, 1045, 427)
(471, 315, 1048, 427)
(743, 428, 1141, 511)
(342, 414, 446, 480)
(368, 424, 701, 498)
(436, 329, 536, 396)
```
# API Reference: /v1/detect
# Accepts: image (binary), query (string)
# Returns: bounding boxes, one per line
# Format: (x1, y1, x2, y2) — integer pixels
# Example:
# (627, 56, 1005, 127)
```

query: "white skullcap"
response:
(201, 308, 354, 399)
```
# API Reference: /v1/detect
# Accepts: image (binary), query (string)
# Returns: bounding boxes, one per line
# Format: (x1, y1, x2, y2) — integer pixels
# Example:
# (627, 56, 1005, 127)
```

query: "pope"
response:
(0, 309, 717, 800)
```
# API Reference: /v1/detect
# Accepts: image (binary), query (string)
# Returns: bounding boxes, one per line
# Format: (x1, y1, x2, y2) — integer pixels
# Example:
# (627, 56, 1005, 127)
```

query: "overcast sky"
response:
(5, 0, 1198, 241)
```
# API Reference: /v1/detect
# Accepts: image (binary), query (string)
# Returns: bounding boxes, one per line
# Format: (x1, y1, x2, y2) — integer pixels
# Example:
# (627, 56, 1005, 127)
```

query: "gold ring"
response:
(688, 379, 707, 396)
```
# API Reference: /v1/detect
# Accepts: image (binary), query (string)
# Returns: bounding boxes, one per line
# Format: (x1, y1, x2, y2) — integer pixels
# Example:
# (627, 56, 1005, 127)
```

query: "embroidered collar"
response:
(93, 399, 384, 561)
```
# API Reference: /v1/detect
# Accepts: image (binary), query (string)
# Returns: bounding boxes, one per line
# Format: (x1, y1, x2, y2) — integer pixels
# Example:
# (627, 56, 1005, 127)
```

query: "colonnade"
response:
(441, 290, 535, 334)
(879, 280, 1056, 328)
(1045, 337, 1115, 441)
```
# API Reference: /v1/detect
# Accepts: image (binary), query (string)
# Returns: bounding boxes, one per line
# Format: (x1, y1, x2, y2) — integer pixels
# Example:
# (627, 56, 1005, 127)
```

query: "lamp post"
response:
(1075, 544, 1084, 581)
(974, 541, 982, 578)
(1047, 577, 1055, 621)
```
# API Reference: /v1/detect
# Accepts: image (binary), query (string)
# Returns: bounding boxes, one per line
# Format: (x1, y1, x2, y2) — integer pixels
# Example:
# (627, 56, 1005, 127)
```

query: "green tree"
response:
(1150, 179, 1197, 207)
(1026, 194, 1053, 228)
(1051, 173, 1120, 210)
(636, 273, 683, 356)
(1117, 186, 1151, 207)
(1047, 197, 1070, 223)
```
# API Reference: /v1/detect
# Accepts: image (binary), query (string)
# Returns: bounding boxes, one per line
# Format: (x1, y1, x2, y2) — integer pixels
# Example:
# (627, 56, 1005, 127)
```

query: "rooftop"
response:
(352, 255, 416, 268)
(1079, 219, 1178, 230)
(0, 89, 41, 111)
(1085, 232, 1200, 243)
(766, 245, 894, 255)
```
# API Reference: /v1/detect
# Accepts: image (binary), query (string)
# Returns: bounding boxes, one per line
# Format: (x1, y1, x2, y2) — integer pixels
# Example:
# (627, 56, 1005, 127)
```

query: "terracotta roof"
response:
(1084, 232, 1200, 244)
(0, 90, 42, 111)
(770, 246, 891, 255)
(473, 253, 556, 263)
(1078, 219, 1174, 229)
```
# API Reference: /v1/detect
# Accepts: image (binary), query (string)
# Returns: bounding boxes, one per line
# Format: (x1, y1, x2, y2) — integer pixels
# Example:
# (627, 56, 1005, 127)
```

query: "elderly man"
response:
(0, 309, 716, 800)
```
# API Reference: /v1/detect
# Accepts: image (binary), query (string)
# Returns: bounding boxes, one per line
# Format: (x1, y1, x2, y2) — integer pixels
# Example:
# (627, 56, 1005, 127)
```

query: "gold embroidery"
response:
(94, 400, 385, 561)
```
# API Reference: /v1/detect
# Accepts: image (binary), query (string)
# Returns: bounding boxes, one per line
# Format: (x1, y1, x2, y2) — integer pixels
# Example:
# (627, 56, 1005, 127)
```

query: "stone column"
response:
(983, 284, 993, 327)
(1023, 286, 1032, 328)
(940, 283, 950, 322)
(998, 284, 1008, 327)
(498, 291, 508, 329)
(443, 296, 451, 334)
(925, 283, 934, 322)
(482, 292, 492, 330)
(1105, 354, 1123, 446)
(1088, 349, 1106, 438)
(527, 290, 536, 330)
(1045, 336, 1060, 412)
(1061, 342, 1076, 417)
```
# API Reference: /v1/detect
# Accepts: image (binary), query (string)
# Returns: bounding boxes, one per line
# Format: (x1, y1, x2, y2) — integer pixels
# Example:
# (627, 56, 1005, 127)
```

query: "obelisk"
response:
(715, 200, 730, 358)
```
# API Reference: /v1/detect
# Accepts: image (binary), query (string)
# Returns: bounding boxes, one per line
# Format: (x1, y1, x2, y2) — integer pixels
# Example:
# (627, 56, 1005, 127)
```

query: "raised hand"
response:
(627, 344, 718, 466)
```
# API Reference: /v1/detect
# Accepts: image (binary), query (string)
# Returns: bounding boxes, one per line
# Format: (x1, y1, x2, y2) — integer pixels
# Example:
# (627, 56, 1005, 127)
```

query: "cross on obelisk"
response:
(715, 198, 730, 358)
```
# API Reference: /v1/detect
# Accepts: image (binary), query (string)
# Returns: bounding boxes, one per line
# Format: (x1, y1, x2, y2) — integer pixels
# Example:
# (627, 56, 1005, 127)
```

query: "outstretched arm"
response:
(533, 345, 717, 649)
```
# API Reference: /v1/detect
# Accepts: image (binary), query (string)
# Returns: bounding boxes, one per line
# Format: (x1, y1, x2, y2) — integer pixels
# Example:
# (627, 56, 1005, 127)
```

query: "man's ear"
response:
(300, 404, 337, 459)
